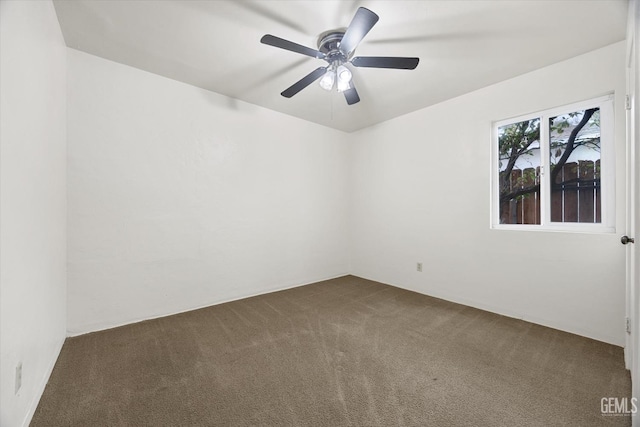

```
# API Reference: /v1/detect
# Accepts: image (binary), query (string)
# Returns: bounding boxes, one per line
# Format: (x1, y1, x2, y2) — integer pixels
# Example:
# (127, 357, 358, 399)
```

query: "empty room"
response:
(1, 0, 639, 426)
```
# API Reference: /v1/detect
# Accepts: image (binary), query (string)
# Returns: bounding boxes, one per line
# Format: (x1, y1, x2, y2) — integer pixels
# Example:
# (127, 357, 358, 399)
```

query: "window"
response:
(491, 95, 614, 232)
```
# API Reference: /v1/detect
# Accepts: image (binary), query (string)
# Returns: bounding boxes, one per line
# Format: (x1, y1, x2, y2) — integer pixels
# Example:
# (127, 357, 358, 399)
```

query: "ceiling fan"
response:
(260, 7, 419, 105)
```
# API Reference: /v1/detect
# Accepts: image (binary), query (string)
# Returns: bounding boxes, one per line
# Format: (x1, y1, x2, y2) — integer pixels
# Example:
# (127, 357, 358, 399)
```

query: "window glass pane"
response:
(498, 118, 541, 224)
(549, 108, 601, 223)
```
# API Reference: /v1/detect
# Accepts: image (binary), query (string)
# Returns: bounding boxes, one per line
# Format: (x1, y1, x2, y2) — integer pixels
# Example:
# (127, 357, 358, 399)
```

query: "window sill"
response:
(491, 224, 616, 234)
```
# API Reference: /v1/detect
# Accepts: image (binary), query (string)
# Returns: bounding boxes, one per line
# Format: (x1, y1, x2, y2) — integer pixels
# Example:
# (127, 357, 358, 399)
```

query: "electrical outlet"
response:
(417, 262, 423, 272)
(15, 362, 22, 394)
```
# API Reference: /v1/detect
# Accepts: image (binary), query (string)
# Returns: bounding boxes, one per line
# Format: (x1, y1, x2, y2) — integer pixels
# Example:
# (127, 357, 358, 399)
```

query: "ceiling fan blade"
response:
(339, 7, 379, 56)
(343, 84, 360, 105)
(351, 56, 419, 70)
(261, 35, 325, 59)
(281, 67, 327, 98)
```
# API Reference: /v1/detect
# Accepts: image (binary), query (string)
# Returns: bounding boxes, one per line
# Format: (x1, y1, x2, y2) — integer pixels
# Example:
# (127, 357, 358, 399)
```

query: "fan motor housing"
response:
(317, 30, 348, 62)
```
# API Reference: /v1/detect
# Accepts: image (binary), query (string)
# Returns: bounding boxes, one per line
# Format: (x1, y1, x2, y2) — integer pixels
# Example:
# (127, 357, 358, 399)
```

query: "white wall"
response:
(350, 42, 627, 346)
(67, 49, 350, 334)
(0, 1, 67, 426)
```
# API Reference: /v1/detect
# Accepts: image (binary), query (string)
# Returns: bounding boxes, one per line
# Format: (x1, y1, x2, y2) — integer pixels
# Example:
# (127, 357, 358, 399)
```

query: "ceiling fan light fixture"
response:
(318, 70, 336, 91)
(336, 65, 352, 83)
(336, 78, 350, 93)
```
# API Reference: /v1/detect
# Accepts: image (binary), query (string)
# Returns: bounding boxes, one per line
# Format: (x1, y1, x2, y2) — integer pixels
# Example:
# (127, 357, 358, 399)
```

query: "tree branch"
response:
(549, 108, 597, 184)
(500, 120, 539, 191)
(500, 177, 601, 202)
(500, 184, 539, 202)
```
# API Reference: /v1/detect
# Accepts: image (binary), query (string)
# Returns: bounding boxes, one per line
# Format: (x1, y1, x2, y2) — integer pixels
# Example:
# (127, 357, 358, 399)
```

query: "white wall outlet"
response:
(417, 262, 423, 272)
(15, 362, 22, 394)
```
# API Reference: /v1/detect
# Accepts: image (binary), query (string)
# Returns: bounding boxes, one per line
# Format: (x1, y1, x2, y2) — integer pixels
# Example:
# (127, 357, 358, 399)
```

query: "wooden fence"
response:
(500, 160, 601, 225)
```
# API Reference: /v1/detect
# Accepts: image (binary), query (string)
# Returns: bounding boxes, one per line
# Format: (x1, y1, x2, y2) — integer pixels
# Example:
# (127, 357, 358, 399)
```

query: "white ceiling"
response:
(53, 0, 628, 132)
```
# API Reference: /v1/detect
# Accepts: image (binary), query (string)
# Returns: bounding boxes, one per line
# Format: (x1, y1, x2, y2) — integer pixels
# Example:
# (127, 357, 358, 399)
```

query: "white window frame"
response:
(491, 95, 615, 233)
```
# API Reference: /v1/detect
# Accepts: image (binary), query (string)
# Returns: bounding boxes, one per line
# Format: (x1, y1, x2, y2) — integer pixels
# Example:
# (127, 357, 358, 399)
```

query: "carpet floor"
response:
(32, 275, 631, 426)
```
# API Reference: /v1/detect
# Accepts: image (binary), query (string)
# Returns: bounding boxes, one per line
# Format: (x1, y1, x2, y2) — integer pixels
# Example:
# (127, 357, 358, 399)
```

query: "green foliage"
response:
(498, 118, 540, 160)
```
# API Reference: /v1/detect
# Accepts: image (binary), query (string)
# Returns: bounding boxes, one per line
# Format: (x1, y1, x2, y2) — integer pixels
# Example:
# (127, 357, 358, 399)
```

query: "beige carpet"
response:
(32, 275, 631, 426)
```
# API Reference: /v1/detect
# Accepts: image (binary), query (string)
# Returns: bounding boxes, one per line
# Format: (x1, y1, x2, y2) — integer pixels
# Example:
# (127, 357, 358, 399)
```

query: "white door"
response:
(626, 2, 639, 426)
